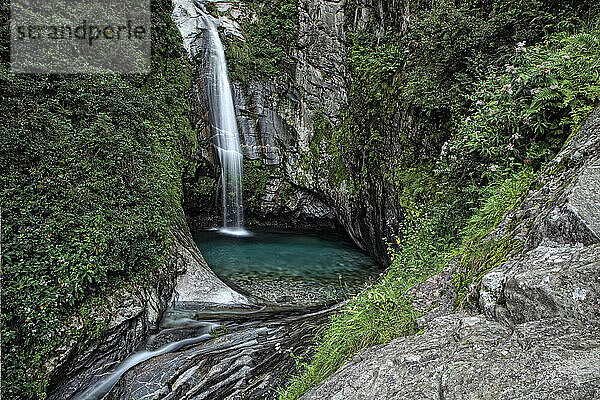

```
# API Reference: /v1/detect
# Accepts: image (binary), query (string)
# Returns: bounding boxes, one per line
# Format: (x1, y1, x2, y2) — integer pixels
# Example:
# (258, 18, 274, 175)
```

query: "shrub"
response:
(0, 0, 196, 397)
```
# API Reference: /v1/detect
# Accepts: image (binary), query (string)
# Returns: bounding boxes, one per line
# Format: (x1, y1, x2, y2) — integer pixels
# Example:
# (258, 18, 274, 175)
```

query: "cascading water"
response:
(201, 15, 248, 236)
(71, 321, 219, 400)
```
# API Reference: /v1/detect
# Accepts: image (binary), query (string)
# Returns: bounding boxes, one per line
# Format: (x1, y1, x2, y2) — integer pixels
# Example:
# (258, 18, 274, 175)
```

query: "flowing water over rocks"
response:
(199, 8, 246, 234)
(57, 303, 333, 400)
(72, 322, 219, 400)
(105, 305, 332, 400)
(48, 225, 368, 400)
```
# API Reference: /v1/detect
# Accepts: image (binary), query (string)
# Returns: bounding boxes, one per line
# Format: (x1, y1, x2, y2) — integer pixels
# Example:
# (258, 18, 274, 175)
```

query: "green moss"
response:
(183, 157, 218, 218)
(240, 109, 263, 119)
(204, 2, 218, 17)
(243, 159, 272, 207)
(305, 111, 350, 187)
(309, 113, 328, 159)
(548, 154, 572, 177)
(0, 0, 195, 397)
(224, 0, 297, 83)
(454, 234, 524, 308)
(452, 169, 537, 307)
(210, 325, 230, 337)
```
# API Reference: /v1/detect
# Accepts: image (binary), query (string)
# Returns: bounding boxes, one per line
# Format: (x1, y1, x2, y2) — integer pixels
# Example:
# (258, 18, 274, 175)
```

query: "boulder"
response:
(301, 315, 600, 400)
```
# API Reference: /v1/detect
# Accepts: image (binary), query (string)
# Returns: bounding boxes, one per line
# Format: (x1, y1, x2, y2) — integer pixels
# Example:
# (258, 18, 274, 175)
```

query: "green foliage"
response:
(0, 0, 195, 398)
(322, 0, 599, 201)
(279, 197, 454, 400)
(460, 170, 537, 246)
(438, 30, 600, 186)
(182, 158, 218, 219)
(242, 159, 272, 207)
(280, 3, 599, 399)
(453, 170, 537, 307)
(279, 274, 419, 400)
(204, 2, 219, 17)
(225, 0, 297, 82)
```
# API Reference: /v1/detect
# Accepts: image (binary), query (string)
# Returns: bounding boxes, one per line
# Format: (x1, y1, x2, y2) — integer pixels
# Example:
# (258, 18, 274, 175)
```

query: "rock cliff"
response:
(299, 108, 600, 399)
(174, 0, 409, 265)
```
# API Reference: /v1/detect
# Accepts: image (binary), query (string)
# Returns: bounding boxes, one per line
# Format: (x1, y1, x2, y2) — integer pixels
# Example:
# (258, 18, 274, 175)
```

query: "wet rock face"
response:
(47, 254, 176, 400)
(47, 218, 252, 399)
(300, 109, 600, 399)
(105, 307, 333, 400)
(170, 219, 253, 306)
(243, 175, 340, 232)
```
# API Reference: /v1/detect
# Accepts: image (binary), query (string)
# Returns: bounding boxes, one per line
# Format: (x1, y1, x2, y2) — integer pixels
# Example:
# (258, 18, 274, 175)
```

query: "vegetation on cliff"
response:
(225, 0, 297, 82)
(2, 0, 599, 398)
(0, 1, 195, 398)
(280, 1, 600, 398)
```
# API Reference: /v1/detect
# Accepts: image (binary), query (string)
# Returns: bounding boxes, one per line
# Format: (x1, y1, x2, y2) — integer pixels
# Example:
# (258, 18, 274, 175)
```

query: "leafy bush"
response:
(280, 3, 599, 399)
(0, 0, 195, 397)
(439, 30, 600, 187)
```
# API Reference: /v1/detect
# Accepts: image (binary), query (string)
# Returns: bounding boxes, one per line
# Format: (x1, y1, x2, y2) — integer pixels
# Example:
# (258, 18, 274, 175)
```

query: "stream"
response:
(51, 232, 377, 400)
(57, 304, 334, 400)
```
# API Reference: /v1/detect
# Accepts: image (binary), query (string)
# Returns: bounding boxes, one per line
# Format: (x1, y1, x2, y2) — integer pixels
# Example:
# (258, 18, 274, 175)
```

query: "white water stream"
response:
(73, 321, 219, 400)
(72, 8, 251, 400)
(202, 15, 248, 236)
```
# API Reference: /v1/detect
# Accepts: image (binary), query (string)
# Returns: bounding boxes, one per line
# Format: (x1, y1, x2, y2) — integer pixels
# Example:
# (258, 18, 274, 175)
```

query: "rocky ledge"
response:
(301, 108, 600, 399)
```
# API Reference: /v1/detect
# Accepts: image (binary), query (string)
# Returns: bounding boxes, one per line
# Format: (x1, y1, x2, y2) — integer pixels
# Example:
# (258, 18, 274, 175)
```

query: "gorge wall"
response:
(177, 0, 411, 265)
(299, 105, 600, 400)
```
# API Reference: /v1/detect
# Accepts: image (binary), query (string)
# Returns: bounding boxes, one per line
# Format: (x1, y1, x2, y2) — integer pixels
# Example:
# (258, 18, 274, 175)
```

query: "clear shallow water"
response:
(193, 231, 381, 288)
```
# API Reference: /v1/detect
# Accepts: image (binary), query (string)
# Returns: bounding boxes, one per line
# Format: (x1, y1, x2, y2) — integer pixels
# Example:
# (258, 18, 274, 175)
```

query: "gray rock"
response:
(301, 108, 600, 400)
(106, 306, 335, 400)
(489, 242, 600, 326)
(47, 216, 251, 399)
(301, 315, 600, 400)
(170, 219, 252, 306)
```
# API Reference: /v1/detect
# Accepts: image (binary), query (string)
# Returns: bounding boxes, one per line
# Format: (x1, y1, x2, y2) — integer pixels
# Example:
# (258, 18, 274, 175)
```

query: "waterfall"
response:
(201, 15, 248, 236)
